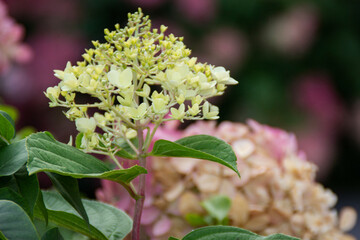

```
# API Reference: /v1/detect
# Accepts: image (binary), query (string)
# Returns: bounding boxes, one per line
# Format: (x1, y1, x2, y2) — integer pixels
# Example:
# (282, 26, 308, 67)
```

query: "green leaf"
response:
(41, 228, 64, 240)
(0, 176, 17, 191)
(0, 231, 7, 240)
(14, 165, 40, 217)
(0, 111, 15, 146)
(0, 187, 31, 217)
(201, 195, 231, 223)
(185, 213, 207, 227)
(34, 207, 106, 240)
(151, 135, 239, 177)
(168, 237, 180, 240)
(14, 126, 36, 141)
(0, 105, 18, 123)
(26, 132, 146, 198)
(181, 226, 300, 240)
(46, 172, 88, 224)
(35, 191, 132, 240)
(114, 138, 137, 160)
(75, 133, 83, 148)
(0, 140, 28, 176)
(36, 191, 48, 225)
(0, 200, 39, 240)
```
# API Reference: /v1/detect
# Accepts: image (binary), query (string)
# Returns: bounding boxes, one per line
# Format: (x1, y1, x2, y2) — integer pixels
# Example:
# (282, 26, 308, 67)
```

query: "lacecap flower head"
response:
(45, 8, 237, 154)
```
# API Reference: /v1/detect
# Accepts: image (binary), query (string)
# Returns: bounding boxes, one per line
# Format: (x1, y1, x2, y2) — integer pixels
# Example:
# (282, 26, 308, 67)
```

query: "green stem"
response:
(132, 127, 146, 240)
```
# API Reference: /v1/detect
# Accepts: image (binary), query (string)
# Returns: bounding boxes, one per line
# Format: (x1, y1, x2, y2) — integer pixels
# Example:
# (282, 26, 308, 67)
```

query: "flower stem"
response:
(132, 127, 146, 240)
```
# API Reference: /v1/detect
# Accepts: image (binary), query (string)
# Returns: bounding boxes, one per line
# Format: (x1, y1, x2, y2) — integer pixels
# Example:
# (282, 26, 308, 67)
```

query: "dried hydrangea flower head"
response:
(45, 8, 237, 159)
(97, 120, 357, 240)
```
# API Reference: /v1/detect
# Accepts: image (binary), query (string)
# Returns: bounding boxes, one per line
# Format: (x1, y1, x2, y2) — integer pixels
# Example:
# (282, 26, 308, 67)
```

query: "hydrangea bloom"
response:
(96, 120, 357, 240)
(0, 1, 31, 73)
(45, 9, 237, 156)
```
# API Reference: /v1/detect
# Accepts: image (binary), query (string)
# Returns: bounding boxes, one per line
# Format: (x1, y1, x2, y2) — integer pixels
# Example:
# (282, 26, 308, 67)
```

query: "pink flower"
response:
(174, 0, 216, 24)
(262, 4, 318, 56)
(96, 120, 356, 239)
(0, 1, 32, 74)
(200, 28, 248, 70)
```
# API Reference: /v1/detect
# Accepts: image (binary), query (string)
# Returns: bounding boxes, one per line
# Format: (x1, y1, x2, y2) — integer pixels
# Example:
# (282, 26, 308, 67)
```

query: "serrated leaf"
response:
(202, 195, 231, 223)
(46, 173, 88, 224)
(41, 228, 64, 240)
(26, 132, 147, 198)
(0, 111, 15, 146)
(0, 140, 28, 176)
(182, 226, 300, 240)
(35, 191, 132, 240)
(0, 200, 39, 240)
(150, 135, 239, 176)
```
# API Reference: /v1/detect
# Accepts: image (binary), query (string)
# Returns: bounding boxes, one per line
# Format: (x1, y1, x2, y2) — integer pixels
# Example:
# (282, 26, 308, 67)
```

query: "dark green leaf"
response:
(14, 166, 40, 217)
(26, 132, 146, 198)
(0, 140, 27, 176)
(182, 226, 300, 240)
(35, 208, 105, 240)
(46, 172, 88, 224)
(168, 237, 180, 240)
(0, 230, 7, 240)
(36, 191, 48, 225)
(201, 195, 231, 223)
(0, 176, 18, 192)
(185, 213, 207, 227)
(35, 191, 132, 240)
(41, 228, 64, 240)
(0, 200, 39, 240)
(151, 135, 239, 176)
(0, 111, 15, 146)
(0, 187, 31, 217)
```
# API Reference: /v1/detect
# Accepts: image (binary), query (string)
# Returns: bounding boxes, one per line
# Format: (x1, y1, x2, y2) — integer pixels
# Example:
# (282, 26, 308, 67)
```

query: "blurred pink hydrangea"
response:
(174, 0, 216, 24)
(199, 28, 248, 70)
(293, 73, 345, 179)
(96, 120, 357, 240)
(262, 4, 318, 56)
(0, 0, 31, 74)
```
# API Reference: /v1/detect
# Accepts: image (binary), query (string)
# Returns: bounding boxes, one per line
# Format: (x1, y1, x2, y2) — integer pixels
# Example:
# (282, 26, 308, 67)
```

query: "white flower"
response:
(107, 68, 133, 89)
(170, 104, 185, 120)
(211, 66, 238, 85)
(46, 86, 60, 99)
(61, 73, 79, 91)
(202, 101, 219, 119)
(127, 103, 148, 120)
(75, 117, 96, 134)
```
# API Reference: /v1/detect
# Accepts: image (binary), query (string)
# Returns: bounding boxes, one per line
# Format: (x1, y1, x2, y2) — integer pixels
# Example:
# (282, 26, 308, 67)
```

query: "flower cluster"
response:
(97, 120, 357, 240)
(45, 9, 237, 156)
(0, 1, 31, 73)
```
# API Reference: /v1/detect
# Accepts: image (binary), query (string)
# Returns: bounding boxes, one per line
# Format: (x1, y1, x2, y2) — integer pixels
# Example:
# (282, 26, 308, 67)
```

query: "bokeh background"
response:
(1, 0, 359, 236)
